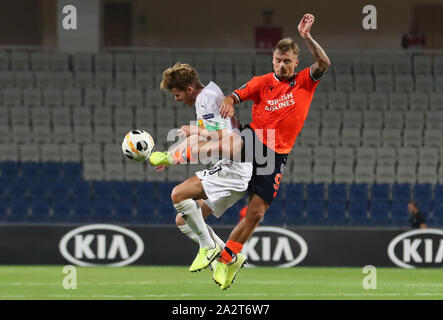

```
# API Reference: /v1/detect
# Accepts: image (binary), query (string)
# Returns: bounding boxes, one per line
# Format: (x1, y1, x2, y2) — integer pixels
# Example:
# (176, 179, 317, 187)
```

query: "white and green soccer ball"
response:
(121, 129, 155, 162)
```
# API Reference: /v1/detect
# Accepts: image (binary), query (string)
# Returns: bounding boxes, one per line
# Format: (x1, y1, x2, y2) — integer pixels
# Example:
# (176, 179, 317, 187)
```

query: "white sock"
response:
(178, 224, 199, 244)
(174, 199, 215, 249)
(206, 224, 225, 250)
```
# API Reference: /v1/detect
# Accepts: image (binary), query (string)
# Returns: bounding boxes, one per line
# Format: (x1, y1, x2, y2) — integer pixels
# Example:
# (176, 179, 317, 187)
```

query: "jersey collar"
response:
(273, 72, 297, 84)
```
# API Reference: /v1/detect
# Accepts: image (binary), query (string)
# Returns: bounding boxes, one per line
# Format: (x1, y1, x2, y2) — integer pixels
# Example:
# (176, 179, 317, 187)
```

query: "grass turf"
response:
(0, 266, 442, 300)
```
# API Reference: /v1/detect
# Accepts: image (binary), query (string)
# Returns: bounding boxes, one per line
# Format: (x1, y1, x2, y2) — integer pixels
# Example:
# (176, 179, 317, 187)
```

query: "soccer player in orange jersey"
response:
(212, 13, 331, 289)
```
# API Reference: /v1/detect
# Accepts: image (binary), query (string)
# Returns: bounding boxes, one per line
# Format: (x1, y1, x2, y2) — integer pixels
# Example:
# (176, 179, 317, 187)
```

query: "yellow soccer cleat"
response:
(149, 151, 173, 166)
(189, 245, 221, 273)
(213, 253, 246, 290)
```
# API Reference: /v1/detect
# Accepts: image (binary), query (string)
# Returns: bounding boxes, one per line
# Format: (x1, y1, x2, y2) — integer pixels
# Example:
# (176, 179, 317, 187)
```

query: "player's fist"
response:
(298, 13, 315, 39)
(177, 125, 191, 137)
(220, 96, 235, 118)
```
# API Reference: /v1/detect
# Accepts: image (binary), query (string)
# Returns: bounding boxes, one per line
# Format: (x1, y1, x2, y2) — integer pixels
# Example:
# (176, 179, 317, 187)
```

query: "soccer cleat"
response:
(189, 244, 221, 272)
(213, 253, 246, 290)
(149, 151, 173, 166)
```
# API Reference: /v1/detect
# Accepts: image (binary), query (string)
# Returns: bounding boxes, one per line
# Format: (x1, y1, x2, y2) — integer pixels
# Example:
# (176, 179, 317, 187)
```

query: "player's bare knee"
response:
(171, 186, 184, 204)
(245, 210, 265, 225)
(175, 213, 185, 226)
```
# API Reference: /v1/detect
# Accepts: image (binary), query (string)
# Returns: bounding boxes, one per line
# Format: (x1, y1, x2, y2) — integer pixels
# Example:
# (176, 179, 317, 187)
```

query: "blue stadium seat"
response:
(135, 199, 156, 223)
(328, 184, 347, 202)
(434, 185, 443, 203)
(305, 201, 325, 225)
(8, 200, 29, 222)
(263, 201, 284, 225)
(72, 181, 91, 202)
(390, 201, 410, 226)
(49, 181, 72, 202)
(30, 199, 51, 222)
(29, 182, 51, 200)
(371, 184, 390, 202)
(349, 184, 368, 202)
(52, 199, 72, 222)
(327, 201, 347, 225)
(431, 203, 443, 226)
(93, 200, 114, 222)
(114, 200, 134, 222)
(0, 201, 7, 221)
(0, 178, 8, 200)
(73, 200, 93, 222)
(157, 201, 176, 218)
(306, 183, 325, 202)
(348, 201, 368, 225)
(285, 201, 304, 225)
(369, 201, 390, 226)
(92, 181, 113, 201)
(155, 182, 177, 201)
(62, 162, 83, 181)
(134, 181, 155, 201)
(285, 183, 304, 203)
(0, 162, 20, 179)
(392, 184, 411, 202)
(40, 162, 62, 181)
(21, 162, 40, 180)
(7, 180, 29, 201)
(112, 181, 134, 201)
(413, 184, 432, 203)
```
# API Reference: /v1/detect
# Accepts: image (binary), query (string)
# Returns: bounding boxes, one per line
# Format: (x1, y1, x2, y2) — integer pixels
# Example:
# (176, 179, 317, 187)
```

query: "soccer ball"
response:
(121, 129, 155, 162)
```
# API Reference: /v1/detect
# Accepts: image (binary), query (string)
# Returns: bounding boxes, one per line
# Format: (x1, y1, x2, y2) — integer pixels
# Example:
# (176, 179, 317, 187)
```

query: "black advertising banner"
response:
(0, 224, 442, 268)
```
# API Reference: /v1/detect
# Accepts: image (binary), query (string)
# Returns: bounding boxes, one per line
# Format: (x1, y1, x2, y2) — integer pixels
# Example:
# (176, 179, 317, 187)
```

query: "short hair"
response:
(409, 200, 419, 209)
(272, 37, 300, 56)
(160, 63, 200, 91)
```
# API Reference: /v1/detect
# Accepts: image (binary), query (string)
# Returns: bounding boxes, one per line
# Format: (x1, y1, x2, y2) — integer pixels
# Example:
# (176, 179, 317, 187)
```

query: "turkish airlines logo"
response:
(59, 224, 144, 267)
(387, 229, 443, 269)
(265, 92, 295, 111)
(243, 227, 308, 267)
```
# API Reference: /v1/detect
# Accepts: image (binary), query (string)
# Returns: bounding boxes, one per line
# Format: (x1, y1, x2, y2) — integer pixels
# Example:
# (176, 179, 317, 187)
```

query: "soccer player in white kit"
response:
(149, 63, 252, 273)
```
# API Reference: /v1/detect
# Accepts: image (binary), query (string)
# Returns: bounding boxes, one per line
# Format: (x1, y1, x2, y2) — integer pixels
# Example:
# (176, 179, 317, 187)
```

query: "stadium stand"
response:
(0, 48, 442, 227)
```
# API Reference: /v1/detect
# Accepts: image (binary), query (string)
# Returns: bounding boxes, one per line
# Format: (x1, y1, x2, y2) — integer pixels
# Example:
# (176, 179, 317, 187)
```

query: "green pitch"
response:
(0, 266, 442, 300)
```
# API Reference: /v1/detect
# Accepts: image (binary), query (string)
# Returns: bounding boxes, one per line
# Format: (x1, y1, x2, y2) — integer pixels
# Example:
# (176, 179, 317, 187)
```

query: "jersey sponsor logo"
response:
(243, 227, 308, 267)
(387, 229, 443, 268)
(265, 92, 295, 112)
(202, 113, 215, 120)
(59, 224, 144, 267)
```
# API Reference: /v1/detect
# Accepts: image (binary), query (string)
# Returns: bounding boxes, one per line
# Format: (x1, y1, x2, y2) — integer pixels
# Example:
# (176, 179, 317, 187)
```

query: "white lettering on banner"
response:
(261, 237, 271, 261)
(387, 229, 443, 268)
(107, 235, 130, 260)
(272, 237, 295, 262)
(243, 237, 260, 261)
(403, 239, 423, 263)
(75, 234, 95, 259)
(59, 224, 144, 267)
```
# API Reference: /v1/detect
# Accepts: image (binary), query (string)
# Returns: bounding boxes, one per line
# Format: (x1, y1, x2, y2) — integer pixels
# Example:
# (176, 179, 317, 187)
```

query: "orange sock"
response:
(173, 146, 195, 164)
(219, 240, 243, 264)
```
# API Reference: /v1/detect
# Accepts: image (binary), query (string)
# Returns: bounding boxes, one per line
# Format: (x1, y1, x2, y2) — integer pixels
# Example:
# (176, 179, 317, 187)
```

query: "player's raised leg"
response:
(171, 175, 221, 272)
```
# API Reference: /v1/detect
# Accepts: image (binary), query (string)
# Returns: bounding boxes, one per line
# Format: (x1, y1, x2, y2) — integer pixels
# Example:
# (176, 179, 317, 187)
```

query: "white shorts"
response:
(195, 160, 253, 218)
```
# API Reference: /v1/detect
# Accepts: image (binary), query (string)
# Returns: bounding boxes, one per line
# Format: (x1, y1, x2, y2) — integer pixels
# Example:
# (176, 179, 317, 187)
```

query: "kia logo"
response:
(243, 227, 308, 267)
(59, 224, 144, 267)
(387, 229, 443, 269)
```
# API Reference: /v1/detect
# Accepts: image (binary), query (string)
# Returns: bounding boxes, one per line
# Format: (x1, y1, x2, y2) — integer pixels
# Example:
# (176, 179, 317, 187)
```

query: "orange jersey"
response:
(233, 67, 321, 154)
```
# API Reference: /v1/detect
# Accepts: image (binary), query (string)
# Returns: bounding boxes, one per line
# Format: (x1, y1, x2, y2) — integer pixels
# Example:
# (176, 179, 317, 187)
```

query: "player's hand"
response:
(155, 165, 167, 172)
(298, 13, 315, 39)
(220, 96, 235, 118)
(177, 125, 191, 137)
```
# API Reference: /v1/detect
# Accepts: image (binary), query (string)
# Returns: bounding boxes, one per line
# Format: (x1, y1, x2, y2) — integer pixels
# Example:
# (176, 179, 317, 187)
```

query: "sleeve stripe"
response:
(232, 92, 242, 103)
(309, 65, 325, 82)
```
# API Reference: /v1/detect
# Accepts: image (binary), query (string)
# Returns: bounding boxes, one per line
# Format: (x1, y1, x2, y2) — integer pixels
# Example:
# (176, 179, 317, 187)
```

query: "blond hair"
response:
(160, 62, 201, 91)
(272, 37, 300, 56)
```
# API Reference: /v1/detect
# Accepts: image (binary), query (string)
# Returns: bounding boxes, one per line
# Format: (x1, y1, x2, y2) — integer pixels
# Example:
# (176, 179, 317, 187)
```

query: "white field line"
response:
(1, 280, 443, 287)
(1, 292, 443, 299)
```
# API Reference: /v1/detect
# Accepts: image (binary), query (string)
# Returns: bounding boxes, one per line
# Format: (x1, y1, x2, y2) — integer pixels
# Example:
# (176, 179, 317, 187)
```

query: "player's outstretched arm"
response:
(298, 13, 331, 80)
(220, 94, 239, 118)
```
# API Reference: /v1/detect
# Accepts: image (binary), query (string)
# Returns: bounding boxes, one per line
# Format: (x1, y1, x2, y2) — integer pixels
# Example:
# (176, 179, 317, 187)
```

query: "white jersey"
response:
(193, 81, 253, 217)
(195, 81, 241, 133)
